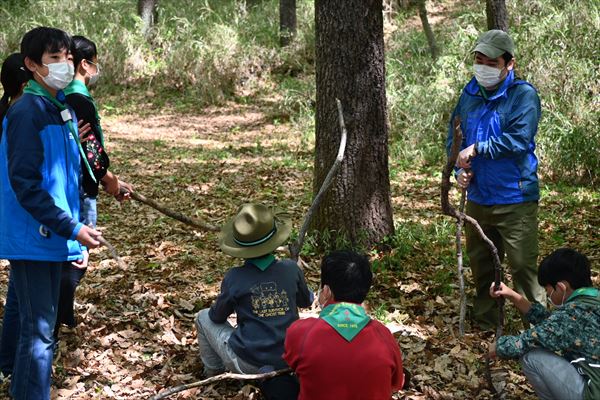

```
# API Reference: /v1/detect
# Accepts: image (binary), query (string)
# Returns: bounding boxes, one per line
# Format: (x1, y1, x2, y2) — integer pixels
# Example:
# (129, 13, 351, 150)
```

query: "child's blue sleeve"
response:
(208, 272, 235, 323)
(6, 105, 79, 239)
(295, 267, 313, 308)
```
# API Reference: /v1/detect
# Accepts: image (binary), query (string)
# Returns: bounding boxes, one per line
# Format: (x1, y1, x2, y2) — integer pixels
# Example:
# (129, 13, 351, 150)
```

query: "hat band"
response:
(233, 225, 277, 247)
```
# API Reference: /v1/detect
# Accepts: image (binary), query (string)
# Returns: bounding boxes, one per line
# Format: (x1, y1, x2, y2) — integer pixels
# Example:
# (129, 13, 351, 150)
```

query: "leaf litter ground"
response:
(0, 102, 597, 399)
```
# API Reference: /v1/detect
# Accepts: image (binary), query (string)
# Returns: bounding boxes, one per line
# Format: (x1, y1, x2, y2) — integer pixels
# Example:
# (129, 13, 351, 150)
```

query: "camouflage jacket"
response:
(497, 287, 600, 400)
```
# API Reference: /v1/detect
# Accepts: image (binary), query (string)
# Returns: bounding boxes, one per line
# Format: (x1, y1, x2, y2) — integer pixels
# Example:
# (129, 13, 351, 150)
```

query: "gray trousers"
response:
(521, 349, 585, 400)
(194, 309, 261, 375)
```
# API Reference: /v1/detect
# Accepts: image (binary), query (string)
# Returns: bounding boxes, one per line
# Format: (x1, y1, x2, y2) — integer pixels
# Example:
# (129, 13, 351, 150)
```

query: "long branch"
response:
(149, 368, 292, 400)
(121, 189, 219, 232)
(289, 98, 348, 260)
(441, 117, 505, 394)
(440, 117, 505, 337)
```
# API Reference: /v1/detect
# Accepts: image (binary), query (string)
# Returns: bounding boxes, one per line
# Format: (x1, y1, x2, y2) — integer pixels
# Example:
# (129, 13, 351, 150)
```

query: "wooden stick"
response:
(441, 117, 505, 395)
(440, 117, 505, 337)
(484, 354, 498, 396)
(121, 189, 219, 232)
(149, 368, 292, 400)
(289, 98, 348, 260)
(456, 189, 467, 336)
(97, 236, 127, 270)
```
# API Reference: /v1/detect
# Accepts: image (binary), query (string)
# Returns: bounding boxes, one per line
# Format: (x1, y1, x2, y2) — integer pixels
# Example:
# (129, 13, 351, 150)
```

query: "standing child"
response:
(284, 250, 405, 400)
(55, 35, 133, 336)
(489, 248, 600, 400)
(0, 53, 29, 136)
(195, 203, 313, 378)
(0, 27, 101, 399)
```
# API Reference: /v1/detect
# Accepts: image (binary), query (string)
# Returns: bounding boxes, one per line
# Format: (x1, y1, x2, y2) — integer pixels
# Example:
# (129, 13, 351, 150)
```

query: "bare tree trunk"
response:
(280, 0, 297, 47)
(138, 0, 159, 38)
(486, 0, 509, 32)
(417, 0, 439, 60)
(314, 0, 394, 247)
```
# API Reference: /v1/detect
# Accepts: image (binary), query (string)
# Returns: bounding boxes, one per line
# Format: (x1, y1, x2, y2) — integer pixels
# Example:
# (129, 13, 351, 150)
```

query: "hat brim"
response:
(472, 43, 504, 59)
(218, 211, 292, 258)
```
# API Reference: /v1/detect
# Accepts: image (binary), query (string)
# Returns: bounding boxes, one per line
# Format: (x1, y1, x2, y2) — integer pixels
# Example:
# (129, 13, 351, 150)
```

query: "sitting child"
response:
(283, 250, 405, 400)
(489, 248, 599, 400)
(195, 203, 313, 378)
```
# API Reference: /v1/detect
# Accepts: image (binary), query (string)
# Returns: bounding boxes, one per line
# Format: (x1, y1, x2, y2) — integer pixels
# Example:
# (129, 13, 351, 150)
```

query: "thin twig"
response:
(289, 98, 348, 260)
(456, 188, 466, 336)
(121, 189, 219, 232)
(97, 236, 127, 269)
(149, 368, 292, 400)
(484, 355, 498, 396)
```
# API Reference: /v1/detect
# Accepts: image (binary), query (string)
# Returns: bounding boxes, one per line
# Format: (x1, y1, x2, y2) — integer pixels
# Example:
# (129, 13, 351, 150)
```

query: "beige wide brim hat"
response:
(219, 203, 292, 259)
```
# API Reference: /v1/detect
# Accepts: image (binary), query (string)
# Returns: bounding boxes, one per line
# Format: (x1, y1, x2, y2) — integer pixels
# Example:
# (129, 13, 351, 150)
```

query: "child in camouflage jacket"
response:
(489, 248, 599, 400)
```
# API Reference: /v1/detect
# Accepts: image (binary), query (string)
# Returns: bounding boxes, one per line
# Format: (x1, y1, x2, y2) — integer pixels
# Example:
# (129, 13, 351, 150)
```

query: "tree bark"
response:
(486, 0, 508, 32)
(138, 0, 159, 38)
(417, 0, 439, 60)
(314, 0, 394, 247)
(280, 0, 297, 47)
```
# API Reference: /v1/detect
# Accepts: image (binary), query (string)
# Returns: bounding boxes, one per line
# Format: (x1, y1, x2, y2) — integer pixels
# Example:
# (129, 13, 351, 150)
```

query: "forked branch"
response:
(440, 116, 505, 337)
(289, 98, 348, 260)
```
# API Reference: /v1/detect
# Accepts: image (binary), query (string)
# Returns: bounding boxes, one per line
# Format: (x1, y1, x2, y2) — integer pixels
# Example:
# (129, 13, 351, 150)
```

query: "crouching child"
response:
(195, 203, 313, 383)
(489, 248, 600, 400)
(284, 250, 405, 400)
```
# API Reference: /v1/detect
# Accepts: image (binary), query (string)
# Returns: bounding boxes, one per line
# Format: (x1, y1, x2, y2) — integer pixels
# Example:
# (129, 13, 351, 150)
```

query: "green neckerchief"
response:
(23, 80, 96, 182)
(63, 79, 104, 146)
(478, 84, 494, 100)
(567, 287, 599, 302)
(320, 302, 370, 342)
(247, 253, 276, 271)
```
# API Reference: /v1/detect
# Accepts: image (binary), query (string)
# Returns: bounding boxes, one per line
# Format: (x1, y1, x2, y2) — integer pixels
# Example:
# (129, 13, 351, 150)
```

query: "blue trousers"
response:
(0, 260, 63, 400)
(55, 195, 95, 332)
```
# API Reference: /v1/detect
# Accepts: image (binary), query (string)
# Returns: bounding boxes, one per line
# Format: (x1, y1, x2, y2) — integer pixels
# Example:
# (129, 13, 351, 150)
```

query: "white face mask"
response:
(86, 60, 101, 86)
(317, 286, 329, 309)
(37, 61, 74, 90)
(547, 287, 566, 307)
(473, 64, 503, 89)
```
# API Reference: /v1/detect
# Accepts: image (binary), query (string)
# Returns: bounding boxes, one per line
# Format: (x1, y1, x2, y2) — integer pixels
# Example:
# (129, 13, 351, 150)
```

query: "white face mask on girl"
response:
(37, 61, 74, 90)
(473, 64, 504, 88)
(86, 60, 101, 86)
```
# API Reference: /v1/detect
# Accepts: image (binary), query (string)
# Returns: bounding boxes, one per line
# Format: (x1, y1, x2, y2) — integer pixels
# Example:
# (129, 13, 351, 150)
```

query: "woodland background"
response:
(0, 0, 598, 398)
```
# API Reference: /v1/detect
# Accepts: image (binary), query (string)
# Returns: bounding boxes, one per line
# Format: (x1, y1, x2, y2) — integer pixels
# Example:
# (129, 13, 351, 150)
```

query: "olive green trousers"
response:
(465, 201, 547, 329)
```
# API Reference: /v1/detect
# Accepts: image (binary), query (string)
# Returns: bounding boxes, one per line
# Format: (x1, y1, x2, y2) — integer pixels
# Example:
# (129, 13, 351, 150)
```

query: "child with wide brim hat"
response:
(195, 202, 312, 398)
(218, 203, 292, 259)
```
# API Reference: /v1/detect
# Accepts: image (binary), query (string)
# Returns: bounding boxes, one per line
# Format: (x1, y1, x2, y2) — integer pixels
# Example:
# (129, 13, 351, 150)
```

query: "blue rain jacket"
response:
(447, 70, 541, 205)
(0, 92, 84, 261)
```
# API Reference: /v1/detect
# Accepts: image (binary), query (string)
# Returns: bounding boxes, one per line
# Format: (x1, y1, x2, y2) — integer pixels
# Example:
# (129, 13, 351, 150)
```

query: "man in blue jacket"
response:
(0, 27, 101, 400)
(447, 30, 546, 329)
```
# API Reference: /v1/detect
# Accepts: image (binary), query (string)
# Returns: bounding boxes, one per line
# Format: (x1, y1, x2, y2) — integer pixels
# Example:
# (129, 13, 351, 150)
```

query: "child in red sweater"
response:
(284, 251, 405, 400)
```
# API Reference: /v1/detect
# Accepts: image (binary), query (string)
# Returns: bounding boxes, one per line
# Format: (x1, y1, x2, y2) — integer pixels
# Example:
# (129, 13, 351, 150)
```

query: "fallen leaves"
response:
(0, 101, 596, 400)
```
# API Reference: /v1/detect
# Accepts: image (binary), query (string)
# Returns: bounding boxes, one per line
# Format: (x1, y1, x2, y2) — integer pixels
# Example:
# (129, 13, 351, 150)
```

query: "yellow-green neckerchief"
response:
(23, 80, 96, 182)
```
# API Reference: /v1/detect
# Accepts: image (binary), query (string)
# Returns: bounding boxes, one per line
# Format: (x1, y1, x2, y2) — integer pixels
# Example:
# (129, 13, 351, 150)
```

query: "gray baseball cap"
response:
(472, 30, 515, 58)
